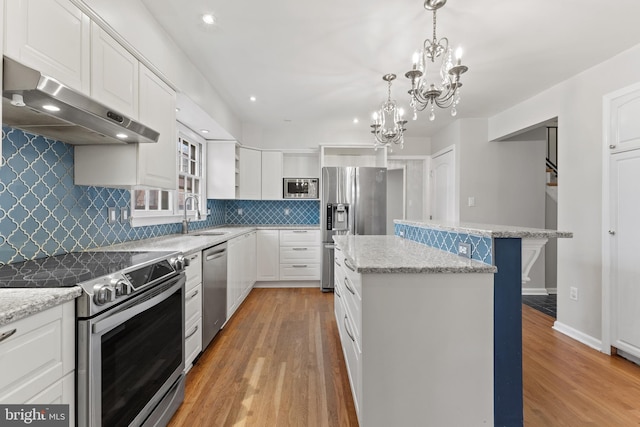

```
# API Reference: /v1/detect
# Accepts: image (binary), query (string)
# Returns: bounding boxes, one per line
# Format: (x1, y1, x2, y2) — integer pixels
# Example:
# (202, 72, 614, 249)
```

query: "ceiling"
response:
(141, 0, 640, 140)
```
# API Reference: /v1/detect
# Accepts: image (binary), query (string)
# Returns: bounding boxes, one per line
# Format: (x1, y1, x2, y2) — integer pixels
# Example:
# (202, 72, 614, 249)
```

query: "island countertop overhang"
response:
(332, 235, 497, 274)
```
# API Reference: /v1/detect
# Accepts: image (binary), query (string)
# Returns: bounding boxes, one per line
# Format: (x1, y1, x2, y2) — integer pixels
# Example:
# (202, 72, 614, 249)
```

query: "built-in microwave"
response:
(283, 178, 318, 199)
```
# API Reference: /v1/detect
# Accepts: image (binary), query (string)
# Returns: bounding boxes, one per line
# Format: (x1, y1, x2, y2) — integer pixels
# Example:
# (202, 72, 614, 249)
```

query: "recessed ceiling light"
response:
(249, 96, 257, 102)
(200, 129, 210, 134)
(42, 104, 60, 112)
(202, 14, 215, 25)
(116, 133, 128, 139)
(353, 118, 359, 124)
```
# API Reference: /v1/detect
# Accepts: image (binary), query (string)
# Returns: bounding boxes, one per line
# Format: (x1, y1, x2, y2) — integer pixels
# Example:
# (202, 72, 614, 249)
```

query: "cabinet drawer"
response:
(279, 263, 321, 280)
(0, 303, 72, 403)
(185, 317, 202, 373)
(280, 246, 321, 263)
(185, 251, 202, 292)
(335, 264, 361, 343)
(279, 229, 320, 246)
(185, 284, 202, 327)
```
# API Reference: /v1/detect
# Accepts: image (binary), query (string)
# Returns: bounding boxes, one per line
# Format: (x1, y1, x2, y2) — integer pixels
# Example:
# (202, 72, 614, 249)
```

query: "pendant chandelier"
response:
(371, 73, 407, 151)
(405, 0, 469, 121)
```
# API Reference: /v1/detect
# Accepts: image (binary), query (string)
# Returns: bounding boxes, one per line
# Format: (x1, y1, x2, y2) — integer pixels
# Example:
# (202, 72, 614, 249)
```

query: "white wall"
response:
(80, 0, 242, 140)
(489, 43, 640, 343)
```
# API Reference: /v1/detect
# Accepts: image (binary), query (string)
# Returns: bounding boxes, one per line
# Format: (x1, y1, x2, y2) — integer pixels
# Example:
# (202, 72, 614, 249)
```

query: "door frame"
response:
(429, 145, 458, 222)
(601, 81, 640, 355)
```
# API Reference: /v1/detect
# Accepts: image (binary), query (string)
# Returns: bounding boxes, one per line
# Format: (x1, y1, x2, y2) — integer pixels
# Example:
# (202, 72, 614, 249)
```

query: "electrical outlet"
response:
(569, 287, 578, 301)
(120, 207, 129, 222)
(237, 208, 243, 215)
(284, 208, 290, 216)
(458, 242, 472, 258)
(399, 230, 405, 238)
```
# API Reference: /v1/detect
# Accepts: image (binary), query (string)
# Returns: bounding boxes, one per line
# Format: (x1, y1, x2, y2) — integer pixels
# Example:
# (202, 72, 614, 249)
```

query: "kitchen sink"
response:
(190, 230, 230, 236)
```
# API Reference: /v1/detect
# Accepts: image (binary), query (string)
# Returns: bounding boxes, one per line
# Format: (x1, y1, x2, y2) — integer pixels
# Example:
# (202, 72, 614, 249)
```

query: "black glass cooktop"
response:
(0, 251, 178, 288)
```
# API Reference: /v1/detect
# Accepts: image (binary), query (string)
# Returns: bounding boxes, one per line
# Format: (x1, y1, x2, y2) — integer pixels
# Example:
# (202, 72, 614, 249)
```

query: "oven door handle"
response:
(92, 277, 183, 335)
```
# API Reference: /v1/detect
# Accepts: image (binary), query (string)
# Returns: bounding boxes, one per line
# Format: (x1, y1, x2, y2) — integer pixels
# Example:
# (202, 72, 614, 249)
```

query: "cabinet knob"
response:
(609, 144, 617, 149)
(609, 230, 616, 235)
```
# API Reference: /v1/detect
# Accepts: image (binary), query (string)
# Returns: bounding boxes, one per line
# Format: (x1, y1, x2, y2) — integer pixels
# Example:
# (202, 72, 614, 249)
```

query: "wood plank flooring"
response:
(168, 288, 358, 427)
(523, 304, 640, 426)
(169, 289, 640, 427)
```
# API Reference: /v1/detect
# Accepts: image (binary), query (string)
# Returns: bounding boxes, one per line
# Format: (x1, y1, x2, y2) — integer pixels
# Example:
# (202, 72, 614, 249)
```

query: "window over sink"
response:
(130, 124, 206, 227)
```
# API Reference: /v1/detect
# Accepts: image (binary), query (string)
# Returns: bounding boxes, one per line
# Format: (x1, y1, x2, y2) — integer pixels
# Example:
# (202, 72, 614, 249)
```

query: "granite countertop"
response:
(95, 225, 320, 253)
(0, 287, 82, 327)
(395, 220, 573, 239)
(333, 235, 497, 274)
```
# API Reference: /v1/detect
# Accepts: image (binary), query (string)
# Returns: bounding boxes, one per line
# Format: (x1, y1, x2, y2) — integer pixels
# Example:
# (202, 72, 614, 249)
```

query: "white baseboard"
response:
(546, 288, 557, 294)
(254, 280, 320, 289)
(552, 320, 602, 351)
(522, 288, 549, 296)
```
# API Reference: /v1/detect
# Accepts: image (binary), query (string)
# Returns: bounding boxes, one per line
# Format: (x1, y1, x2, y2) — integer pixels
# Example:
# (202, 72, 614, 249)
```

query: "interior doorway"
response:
(430, 146, 456, 222)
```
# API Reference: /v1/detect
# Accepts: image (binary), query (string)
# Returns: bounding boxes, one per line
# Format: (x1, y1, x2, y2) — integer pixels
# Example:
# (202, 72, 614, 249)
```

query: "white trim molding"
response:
(522, 288, 549, 296)
(553, 321, 603, 352)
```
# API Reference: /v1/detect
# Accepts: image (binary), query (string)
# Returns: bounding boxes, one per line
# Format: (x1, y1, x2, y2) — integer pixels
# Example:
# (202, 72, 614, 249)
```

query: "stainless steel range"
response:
(0, 251, 188, 427)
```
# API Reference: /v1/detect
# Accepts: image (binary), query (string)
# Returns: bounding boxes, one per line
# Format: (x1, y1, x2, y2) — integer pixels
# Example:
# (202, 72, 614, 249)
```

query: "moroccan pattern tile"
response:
(394, 223, 493, 265)
(225, 200, 320, 225)
(0, 127, 227, 265)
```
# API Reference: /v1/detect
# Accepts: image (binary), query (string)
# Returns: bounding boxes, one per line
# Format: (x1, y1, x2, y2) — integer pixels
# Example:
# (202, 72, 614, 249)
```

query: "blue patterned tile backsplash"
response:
(394, 222, 493, 265)
(1, 127, 315, 265)
(225, 199, 320, 225)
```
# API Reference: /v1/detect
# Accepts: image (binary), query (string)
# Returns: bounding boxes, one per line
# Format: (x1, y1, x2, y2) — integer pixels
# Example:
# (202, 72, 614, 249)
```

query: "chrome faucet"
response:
(182, 195, 202, 234)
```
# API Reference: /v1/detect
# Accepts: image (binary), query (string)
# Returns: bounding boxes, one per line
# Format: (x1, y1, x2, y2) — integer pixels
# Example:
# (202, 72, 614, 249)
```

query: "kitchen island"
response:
(332, 235, 497, 427)
(393, 220, 573, 427)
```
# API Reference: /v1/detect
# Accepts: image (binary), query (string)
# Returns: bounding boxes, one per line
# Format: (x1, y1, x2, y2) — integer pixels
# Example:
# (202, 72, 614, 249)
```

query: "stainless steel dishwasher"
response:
(202, 242, 227, 351)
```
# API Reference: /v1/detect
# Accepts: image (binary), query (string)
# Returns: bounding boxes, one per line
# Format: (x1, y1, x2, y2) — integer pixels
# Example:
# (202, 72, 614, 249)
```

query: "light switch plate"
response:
(120, 207, 129, 222)
(458, 242, 472, 258)
(108, 207, 117, 224)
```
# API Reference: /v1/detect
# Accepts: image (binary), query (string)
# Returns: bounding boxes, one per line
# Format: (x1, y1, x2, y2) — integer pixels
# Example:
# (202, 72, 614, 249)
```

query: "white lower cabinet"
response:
(279, 230, 321, 281)
(0, 301, 75, 423)
(227, 232, 257, 320)
(184, 251, 202, 372)
(333, 254, 495, 427)
(257, 230, 279, 281)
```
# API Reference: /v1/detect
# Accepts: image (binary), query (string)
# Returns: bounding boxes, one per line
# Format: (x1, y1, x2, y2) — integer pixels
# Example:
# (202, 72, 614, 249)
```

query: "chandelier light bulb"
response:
(398, 108, 405, 118)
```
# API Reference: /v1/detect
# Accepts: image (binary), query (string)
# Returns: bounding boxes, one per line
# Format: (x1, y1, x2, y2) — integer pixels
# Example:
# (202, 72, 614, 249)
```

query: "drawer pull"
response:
(188, 253, 199, 261)
(344, 258, 356, 272)
(188, 289, 200, 300)
(0, 328, 17, 343)
(335, 287, 341, 298)
(335, 246, 342, 252)
(292, 247, 308, 251)
(186, 325, 199, 339)
(343, 315, 355, 342)
(334, 258, 342, 267)
(292, 265, 308, 268)
(292, 230, 308, 233)
(344, 277, 356, 295)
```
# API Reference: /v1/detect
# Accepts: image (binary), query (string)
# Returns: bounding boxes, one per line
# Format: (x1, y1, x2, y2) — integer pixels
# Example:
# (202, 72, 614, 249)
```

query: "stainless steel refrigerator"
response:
(321, 166, 387, 291)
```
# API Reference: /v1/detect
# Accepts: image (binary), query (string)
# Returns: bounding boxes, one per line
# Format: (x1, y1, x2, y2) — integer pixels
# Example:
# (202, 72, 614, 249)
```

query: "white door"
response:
(387, 168, 405, 234)
(610, 150, 640, 358)
(430, 147, 456, 221)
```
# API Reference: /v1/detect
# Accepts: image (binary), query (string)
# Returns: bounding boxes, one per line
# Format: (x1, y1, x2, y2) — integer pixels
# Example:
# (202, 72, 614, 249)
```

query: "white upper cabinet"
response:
(74, 65, 176, 189)
(238, 147, 262, 200)
(137, 64, 177, 189)
(207, 141, 239, 199)
(4, 0, 91, 93)
(90, 23, 138, 118)
(261, 151, 283, 200)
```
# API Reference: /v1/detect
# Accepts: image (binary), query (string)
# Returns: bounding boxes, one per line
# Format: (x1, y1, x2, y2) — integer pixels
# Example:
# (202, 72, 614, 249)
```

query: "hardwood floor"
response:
(523, 304, 640, 426)
(169, 289, 640, 427)
(169, 288, 359, 427)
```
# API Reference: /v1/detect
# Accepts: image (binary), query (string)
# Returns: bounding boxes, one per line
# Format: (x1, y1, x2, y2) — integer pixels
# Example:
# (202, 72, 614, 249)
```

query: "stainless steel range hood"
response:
(2, 56, 159, 145)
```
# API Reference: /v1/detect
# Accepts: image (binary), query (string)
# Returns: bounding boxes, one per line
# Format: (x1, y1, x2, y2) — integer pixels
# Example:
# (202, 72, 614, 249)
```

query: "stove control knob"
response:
(111, 279, 128, 297)
(170, 256, 187, 271)
(93, 284, 114, 306)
